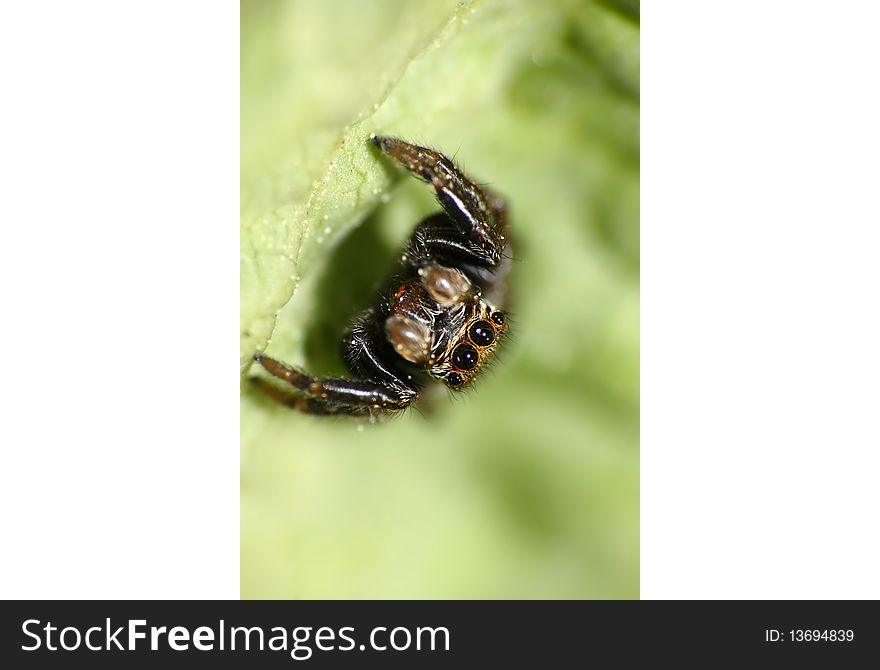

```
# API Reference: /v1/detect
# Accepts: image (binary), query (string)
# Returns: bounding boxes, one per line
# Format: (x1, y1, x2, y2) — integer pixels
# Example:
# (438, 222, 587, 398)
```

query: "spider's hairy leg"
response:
(249, 377, 373, 416)
(370, 134, 505, 266)
(254, 355, 415, 412)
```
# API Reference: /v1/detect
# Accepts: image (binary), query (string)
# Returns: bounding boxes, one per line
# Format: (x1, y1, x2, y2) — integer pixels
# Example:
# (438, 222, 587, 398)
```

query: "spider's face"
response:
(429, 300, 507, 389)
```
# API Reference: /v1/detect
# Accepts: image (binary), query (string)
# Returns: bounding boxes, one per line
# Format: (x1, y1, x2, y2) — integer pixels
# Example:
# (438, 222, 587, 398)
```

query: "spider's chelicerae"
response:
(252, 135, 511, 417)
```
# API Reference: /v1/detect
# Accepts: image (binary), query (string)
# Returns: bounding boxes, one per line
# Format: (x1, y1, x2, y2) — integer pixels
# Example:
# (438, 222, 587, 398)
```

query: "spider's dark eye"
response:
(451, 343, 479, 370)
(446, 371, 464, 387)
(491, 311, 505, 326)
(468, 320, 495, 347)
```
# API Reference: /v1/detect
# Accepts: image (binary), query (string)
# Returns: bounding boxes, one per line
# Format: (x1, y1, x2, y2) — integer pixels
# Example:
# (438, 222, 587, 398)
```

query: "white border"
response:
(0, 2, 239, 599)
(642, 2, 880, 598)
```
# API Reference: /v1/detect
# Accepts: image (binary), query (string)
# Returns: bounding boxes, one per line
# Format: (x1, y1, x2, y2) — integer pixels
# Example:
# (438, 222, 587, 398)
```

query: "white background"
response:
(1, 1, 878, 599)
(0, 2, 239, 599)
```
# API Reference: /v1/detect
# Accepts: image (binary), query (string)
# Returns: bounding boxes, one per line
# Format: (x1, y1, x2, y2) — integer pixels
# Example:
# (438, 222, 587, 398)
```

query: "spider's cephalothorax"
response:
(252, 135, 510, 417)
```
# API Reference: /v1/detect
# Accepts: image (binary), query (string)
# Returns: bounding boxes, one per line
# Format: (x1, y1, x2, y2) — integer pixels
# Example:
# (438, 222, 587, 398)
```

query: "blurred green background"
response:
(241, 0, 639, 598)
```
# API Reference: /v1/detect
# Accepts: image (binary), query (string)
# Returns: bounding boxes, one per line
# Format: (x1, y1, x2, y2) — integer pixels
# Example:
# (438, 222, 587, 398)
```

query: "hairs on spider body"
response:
(252, 134, 511, 418)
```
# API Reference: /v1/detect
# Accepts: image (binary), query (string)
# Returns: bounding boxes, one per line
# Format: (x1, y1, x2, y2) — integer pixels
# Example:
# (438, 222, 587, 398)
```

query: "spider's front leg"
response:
(254, 354, 416, 415)
(249, 377, 375, 416)
(371, 135, 508, 268)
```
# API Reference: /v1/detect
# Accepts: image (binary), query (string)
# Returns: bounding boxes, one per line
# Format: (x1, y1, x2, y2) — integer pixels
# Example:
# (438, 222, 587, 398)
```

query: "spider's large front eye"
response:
(452, 343, 479, 370)
(468, 320, 495, 347)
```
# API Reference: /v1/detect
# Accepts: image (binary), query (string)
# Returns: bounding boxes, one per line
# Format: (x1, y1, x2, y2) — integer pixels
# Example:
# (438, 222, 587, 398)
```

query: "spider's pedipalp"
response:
(418, 262, 475, 305)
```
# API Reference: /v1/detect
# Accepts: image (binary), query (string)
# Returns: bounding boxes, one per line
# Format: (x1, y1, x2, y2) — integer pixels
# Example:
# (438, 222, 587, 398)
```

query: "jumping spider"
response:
(252, 135, 511, 417)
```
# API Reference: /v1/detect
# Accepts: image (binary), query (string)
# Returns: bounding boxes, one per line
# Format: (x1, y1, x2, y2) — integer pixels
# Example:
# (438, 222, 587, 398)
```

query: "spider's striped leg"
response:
(254, 355, 415, 412)
(371, 135, 506, 267)
(249, 377, 375, 416)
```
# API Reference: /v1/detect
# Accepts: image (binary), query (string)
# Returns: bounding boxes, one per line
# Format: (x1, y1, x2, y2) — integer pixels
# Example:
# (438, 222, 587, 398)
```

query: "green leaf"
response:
(241, 0, 639, 598)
